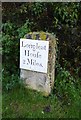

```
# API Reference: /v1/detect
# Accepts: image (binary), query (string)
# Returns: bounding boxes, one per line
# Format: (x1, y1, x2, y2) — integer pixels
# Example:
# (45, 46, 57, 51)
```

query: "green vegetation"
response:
(2, 81, 80, 118)
(2, 2, 81, 119)
(2, 64, 81, 118)
(2, 86, 64, 118)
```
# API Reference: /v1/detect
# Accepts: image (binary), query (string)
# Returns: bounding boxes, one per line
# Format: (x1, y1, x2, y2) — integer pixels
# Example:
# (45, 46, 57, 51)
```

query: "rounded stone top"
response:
(23, 31, 56, 42)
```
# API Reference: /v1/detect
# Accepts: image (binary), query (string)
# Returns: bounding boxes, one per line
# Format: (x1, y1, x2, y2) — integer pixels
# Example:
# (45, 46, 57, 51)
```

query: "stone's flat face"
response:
(20, 39, 49, 73)
(20, 69, 51, 96)
(20, 32, 57, 96)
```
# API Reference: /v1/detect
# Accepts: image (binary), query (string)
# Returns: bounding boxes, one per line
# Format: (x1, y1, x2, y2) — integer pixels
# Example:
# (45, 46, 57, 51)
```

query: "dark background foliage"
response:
(2, 2, 81, 78)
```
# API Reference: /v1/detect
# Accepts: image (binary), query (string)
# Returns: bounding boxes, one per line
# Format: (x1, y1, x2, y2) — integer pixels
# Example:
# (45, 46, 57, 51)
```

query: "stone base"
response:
(20, 69, 51, 96)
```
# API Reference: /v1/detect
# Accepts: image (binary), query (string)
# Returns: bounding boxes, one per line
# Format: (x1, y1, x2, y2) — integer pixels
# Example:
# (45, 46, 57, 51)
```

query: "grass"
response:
(2, 86, 63, 118)
(2, 84, 80, 119)
(2, 66, 81, 119)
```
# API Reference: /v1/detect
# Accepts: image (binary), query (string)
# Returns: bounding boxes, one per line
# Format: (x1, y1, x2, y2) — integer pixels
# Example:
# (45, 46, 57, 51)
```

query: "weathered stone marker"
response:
(20, 32, 57, 96)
